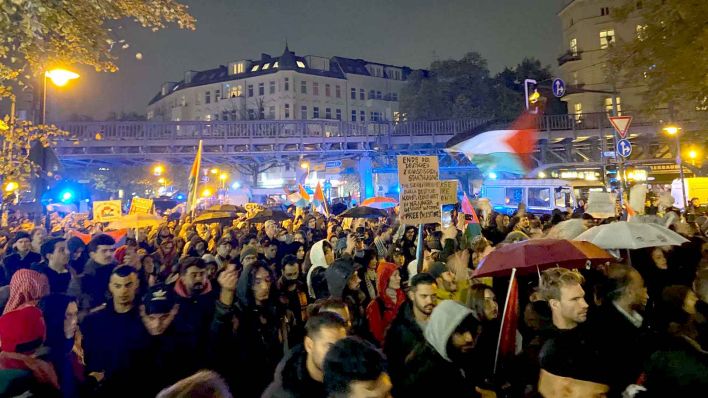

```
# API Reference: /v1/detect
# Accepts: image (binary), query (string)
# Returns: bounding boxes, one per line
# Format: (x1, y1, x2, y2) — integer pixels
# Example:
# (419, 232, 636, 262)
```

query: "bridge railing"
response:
(53, 111, 674, 144)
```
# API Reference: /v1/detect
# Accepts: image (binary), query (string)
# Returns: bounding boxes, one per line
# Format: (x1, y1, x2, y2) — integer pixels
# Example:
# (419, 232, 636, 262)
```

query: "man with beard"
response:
(214, 236, 233, 270)
(81, 265, 151, 398)
(2, 231, 41, 285)
(276, 255, 309, 338)
(263, 312, 348, 397)
(171, 256, 216, 370)
(384, 273, 437, 390)
(74, 234, 116, 311)
(397, 300, 497, 397)
(428, 261, 465, 303)
(323, 337, 393, 398)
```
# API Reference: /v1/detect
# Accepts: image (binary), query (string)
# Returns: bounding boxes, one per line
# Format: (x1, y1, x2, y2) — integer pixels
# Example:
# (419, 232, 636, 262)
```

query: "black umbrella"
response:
(249, 208, 292, 223)
(338, 206, 387, 219)
(205, 204, 246, 214)
(331, 202, 348, 216)
(193, 211, 236, 225)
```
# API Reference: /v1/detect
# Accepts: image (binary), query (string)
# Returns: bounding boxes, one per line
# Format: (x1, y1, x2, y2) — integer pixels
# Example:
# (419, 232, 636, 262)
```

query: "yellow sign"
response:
(129, 197, 154, 214)
(93, 200, 122, 222)
(244, 202, 265, 217)
(440, 180, 459, 204)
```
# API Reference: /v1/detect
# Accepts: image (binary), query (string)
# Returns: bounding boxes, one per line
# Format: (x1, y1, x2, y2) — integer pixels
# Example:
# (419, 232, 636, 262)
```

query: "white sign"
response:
(586, 192, 617, 219)
(608, 116, 633, 138)
(397, 156, 441, 224)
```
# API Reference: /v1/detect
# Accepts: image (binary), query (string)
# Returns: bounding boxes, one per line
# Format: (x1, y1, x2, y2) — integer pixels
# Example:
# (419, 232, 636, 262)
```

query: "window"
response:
(376, 91, 382, 100)
(636, 24, 647, 40)
(296, 60, 306, 68)
(528, 188, 551, 208)
(251, 64, 260, 72)
(233, 63, 245, 74)
(215, 89, 220, 102)
(313, 107, 320, 118)
(574, 103, 583, 122)
(259, 107, 265, 119)
(359, 89, 365, 100)
(569, 38, 578, 55)
(313, 82, 319, 96)
(391, 92, 398, 101)
(600, 7, 610, 16)
(325, 84, 331, 97)
(230, 110, 237, 120)
(269, 81, 275, 94)
(351, 88, 356, 99)
(273, 61, 279, 69)
(247, 85, 253, 97)
(335, 85, 341, 98)
(258, 82, 264, 96)
(284, 104, 290, 119)
(600, 29, 615, 49)
(229, 85, 242, 98)
(263, 63, 270, 70)
(284, 78, 289, 91)
(212, 114, 219, 122)
(505, 188, 524, 206)
(336, 109, 342, 120)
(301, 80, 307, 94)
(205, 91, 211, 104)
(301, 105, 307, 120)
(359, 110, 365, 122)
(325, 108, 331, 119)
(604, 97, 622, 114)
(351, 110, 357, 122)
(268, 106, 275, 119)
(248, 109, 255, 120)
(368, 90, 375, 99)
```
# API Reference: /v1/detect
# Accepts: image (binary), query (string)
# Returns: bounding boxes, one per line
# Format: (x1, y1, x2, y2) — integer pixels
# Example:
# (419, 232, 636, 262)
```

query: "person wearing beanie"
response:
(240, 246, 259, 269)
(428, 261, 467, 304)
(397, 300, 495, 397)
(2, 231, 41, 286)
(0, 306, 60, 395)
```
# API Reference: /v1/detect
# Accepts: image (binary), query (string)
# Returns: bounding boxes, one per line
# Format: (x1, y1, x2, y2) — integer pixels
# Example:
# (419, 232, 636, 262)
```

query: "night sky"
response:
(50, 0, 562, 121)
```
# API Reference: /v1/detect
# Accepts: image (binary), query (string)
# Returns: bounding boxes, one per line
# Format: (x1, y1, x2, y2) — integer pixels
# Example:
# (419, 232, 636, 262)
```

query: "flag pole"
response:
(415, 224, 425, 273)
(494, 267, 517, 375)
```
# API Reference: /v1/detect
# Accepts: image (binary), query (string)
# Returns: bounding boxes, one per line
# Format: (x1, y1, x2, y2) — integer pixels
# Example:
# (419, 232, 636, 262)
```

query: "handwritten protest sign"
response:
(129, 197, 154, 214)
(397, 155, 441, 224)
(440, 180, 459, 204)
(586, 192, 617, 219)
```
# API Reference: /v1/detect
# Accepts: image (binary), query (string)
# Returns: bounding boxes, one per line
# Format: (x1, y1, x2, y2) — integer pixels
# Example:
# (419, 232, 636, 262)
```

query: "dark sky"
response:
(50, 0, 562, 120)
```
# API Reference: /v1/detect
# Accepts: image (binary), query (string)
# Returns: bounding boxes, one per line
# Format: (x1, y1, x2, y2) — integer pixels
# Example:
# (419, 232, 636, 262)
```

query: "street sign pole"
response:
(610, 92, 626, 214)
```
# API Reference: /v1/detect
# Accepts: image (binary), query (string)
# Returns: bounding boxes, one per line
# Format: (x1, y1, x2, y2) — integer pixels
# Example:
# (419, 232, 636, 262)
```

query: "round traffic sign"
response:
(616, 139, 632, 158)
(552, 78, 566, 98)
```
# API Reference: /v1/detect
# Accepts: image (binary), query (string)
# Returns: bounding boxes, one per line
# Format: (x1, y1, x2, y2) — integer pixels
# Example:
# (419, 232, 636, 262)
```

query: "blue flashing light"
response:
(231, 181, 241, 190)
(488, 172, 498, 180)
(60, 190, 74, 203)
(175, 194, 185, 201)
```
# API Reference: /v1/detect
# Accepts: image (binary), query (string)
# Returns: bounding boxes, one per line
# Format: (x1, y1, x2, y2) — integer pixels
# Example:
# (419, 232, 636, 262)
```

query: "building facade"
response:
(147, 46, 422, 122)
(557, 0, 645, 115)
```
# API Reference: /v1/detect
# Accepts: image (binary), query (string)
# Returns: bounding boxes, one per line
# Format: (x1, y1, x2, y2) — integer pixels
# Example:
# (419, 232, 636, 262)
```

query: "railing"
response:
(557, 50, 582, 66)
(53, 111, 676, 145)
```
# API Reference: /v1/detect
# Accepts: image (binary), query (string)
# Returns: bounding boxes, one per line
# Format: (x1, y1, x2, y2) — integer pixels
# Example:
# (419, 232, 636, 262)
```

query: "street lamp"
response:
(219, 173, 228, 189)
(201, 188, 212, 198)
(153, 165, 165, 176)
(210, 168, 219, 175)
(4, 181, 19, 192)
(300, 161, 310, 184)
(663, 125, 688, 210)
(42, 68, 79, 124)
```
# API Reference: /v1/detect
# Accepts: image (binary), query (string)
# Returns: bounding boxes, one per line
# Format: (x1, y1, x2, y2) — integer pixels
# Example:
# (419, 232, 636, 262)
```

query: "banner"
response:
(440, 180, 459, 204)
(397, 155, 441, 224)
(93, 200, 122, 222)
(586, 192, 616, 219)
(129, 197, 154, 215)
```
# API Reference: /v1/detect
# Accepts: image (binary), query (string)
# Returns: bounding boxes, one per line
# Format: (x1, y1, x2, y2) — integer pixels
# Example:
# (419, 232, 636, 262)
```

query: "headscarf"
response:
(4, 269, 50, 314)
(38, 294, 77, 355)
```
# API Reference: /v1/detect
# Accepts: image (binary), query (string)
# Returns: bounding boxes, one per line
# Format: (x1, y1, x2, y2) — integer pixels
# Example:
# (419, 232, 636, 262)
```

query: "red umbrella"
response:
(473, 239, 613, 278)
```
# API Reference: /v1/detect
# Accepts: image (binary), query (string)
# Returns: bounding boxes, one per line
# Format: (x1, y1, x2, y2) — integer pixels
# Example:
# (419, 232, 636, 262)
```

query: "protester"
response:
(276, 254, 309, 335)
(322, 337, 392, 398)
(66, 237, 87, 275)
(31, 237, 71, 294)
(3, 268, 50, 314)
(1, 231, 41, 285)
(263, 312, 348, 398)
(156, 370, 232, 398)
(366, 262, 405, 344)
(75, 234, 116, 311)
(325, 257, 368, 337)
(306, 239, 335, 300)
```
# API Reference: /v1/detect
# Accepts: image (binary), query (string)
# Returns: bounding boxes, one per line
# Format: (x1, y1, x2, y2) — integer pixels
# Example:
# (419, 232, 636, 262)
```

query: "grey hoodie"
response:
(306, 240, 330, 298)
(423, 300, 473, 362)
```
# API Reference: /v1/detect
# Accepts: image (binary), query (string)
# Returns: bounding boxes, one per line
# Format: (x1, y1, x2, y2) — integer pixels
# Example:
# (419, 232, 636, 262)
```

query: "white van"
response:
(479, 179, 606, 215)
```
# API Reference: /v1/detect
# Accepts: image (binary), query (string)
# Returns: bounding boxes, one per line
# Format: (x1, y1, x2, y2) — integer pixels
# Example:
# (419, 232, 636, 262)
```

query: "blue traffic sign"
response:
(616, 139, 632, 158)
(552, 78, 566, 98)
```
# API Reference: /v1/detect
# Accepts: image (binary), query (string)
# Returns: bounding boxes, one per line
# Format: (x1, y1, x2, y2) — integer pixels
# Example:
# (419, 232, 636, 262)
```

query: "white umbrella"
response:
(545, 219, 587, 240)
(574, 221, 689, 250)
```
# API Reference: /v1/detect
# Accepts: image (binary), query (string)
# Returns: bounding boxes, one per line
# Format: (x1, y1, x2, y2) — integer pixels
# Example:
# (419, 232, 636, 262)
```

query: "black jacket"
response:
(261, 344, 326, 398)
(642, 334, 708, 397)
(75, 260, 115, 310)
(80, 304, 151, 398)
(383, 300, 424, 384)
(171, 280, 217, 369)
(539, 324, 610, 385)
(30, 262, 71, 294)
(1, 251, 41, 285)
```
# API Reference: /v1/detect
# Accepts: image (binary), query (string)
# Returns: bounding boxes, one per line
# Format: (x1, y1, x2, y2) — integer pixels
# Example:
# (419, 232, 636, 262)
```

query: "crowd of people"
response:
(0, 201, 706, 398)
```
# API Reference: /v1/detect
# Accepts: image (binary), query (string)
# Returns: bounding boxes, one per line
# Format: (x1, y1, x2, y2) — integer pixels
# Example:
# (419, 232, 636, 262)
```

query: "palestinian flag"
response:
(461, 192, 482, 245)
(445, 112, 538, 176)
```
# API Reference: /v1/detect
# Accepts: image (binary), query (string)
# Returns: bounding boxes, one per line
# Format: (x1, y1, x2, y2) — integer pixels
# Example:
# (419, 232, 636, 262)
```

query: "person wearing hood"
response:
(0, 306, 60, 397)
(366, 262, 405, 344)
(38, 294, 84, 398)
(66, 237, 88, 275)
(306, 240, 335, 300)
(262, 312, 348, 398)
(80, 265, 151, 398)
(171, 257, 216, 371)
(211, 261, 289, 397)
(276, 254, 309, 341)
(325, 257, 368, 338)
(2, 231, 41, 286)
(397, 300, 496, 398)
(240, 246, 259, 270)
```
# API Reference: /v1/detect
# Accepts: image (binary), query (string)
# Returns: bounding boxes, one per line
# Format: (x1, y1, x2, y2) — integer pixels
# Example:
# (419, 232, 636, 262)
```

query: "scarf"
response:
(0, 351, 60, 390)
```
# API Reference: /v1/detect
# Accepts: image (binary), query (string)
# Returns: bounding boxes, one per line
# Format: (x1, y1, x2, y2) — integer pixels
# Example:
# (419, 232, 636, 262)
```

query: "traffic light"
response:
(605, 165, 620, 191)
(524, 79, 539, 114)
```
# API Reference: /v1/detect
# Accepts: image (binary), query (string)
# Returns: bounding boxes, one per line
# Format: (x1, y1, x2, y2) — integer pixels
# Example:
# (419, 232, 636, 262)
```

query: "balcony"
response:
(558, 50, 582, 66)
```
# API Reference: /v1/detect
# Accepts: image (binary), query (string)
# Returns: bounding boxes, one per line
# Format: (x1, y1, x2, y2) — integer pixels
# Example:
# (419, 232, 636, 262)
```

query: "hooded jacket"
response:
(366, 262, 405, 344)
(325, 259, 356, 300)
(306, 240, 330, 299)
(261, 344, 327, 398)
(396, 300, 481, 397)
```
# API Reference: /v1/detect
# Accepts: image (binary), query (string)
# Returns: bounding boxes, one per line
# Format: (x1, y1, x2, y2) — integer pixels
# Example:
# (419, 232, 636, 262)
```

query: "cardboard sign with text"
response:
(586, 192, 617, 219)
(440, 180, 459, 204)
(129, 197, 154, 215)
(397, 155, 441, 224)
(93, 200, 122, 222)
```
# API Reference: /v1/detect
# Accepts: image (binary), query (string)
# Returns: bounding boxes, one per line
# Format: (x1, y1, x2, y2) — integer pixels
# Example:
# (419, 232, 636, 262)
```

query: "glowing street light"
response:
(4, 181, 19, 192)
(153, 165, 165, 176)
(210, 168, 219, 175)
(42, 68, 79, 124)
(300, 162, 309, 169)
(688, 149, 697, 160)
(663, 125, 687, 209)
(201, 188, 212, 198)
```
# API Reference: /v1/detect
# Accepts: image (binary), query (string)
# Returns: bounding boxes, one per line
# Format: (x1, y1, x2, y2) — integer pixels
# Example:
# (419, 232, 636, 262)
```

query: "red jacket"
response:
(366, 262, 405, 344)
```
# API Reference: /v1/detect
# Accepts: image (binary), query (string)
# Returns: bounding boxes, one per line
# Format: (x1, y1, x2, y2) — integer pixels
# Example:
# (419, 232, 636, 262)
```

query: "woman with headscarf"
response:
(0, 306, 60, 396)
(66, 237, 88, 275)
(38, 294, 83, 398)
(3, 269, 50, 315)
(366, 261, 405, 344)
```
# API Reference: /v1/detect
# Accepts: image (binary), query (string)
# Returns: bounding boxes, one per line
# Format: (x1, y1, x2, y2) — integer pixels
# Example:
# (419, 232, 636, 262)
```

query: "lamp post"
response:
(663, 125, 688, 210)
(42, 69, 79, 124)
(300, 161, 310, 184)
